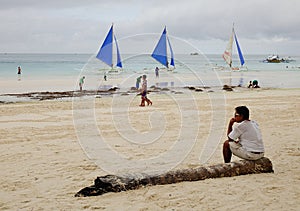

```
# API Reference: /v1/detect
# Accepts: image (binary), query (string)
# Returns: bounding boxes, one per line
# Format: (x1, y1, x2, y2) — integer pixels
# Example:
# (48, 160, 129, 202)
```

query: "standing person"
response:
(223, 106, 265, 163)
(79, 76, 85, 92)
(139, 75, 152, 106)
(155, 67, 159, 78)
(17, 66, 22, 81)
(104, 72, 107, 81)
(17, 66, 22, 75)
(136, 76, 142, 89)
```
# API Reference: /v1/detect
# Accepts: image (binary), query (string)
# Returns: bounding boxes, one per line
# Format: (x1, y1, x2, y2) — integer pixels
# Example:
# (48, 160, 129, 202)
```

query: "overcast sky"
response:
(1, 0, 299, 55)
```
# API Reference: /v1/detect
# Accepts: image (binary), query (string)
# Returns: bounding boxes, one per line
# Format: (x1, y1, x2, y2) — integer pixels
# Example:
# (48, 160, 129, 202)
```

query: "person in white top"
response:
(139, 75, 152, 107)
(223, 106, 265, 163)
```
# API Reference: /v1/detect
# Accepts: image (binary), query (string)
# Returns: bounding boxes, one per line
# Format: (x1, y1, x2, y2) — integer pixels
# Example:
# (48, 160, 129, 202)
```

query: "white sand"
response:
(0, 88, 299, 210)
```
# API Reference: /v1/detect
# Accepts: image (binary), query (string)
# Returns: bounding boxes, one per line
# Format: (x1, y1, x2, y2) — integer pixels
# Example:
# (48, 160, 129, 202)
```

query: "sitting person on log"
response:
(223, 106, 265, 163)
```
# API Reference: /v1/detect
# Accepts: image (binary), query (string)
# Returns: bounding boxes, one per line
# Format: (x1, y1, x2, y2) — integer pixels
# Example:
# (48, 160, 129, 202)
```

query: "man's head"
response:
(235, 106, 249, 122)
(142, 75, 147, 79)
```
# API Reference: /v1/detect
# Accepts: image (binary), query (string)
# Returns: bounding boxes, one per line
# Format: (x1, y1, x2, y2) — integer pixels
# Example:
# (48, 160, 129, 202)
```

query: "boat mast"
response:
(165, 26, 169, 69)
(111, 23, 114, 71)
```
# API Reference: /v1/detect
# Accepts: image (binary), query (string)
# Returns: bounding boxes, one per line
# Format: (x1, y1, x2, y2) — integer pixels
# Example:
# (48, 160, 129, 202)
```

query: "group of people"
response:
(79, 73, 265, 163)
(248, 80, 260, 88)
(136, 73, 265, 164)
(79, 73, 152, 106)
(136, 69, 268, 163)
(77, 69, 265, 164)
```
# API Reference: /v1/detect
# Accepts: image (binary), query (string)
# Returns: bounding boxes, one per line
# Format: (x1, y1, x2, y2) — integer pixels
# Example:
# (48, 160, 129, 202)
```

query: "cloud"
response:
(0, 0, 299, 54)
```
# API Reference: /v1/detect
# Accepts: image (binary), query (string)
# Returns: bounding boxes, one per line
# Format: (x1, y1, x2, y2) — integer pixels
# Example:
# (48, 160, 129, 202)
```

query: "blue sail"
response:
(114, 35, 122, 68)
(96, 25, 113, 67)
(167, 36, 175, 67)
(234, 31, 245, 66)
(151, 27, 168, 67)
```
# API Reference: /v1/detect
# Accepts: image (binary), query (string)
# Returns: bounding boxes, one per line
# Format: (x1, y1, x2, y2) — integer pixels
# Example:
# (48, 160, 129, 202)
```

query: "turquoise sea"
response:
(0, 53, 299, 94)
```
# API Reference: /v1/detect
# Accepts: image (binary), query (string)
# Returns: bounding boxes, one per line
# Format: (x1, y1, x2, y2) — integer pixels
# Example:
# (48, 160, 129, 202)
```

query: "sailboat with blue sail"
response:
(151, 26, 175, 71)
(222, 25, 246, 71)
(96, 24, 122, 73)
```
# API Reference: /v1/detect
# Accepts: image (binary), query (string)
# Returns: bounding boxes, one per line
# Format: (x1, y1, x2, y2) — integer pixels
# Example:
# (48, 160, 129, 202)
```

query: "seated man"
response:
(247, 81, 253, 88)
(223, 106, 265, 163)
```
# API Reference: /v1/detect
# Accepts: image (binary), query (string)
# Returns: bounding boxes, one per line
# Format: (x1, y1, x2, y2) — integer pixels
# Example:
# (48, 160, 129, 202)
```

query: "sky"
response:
(1, 0, 299, 55)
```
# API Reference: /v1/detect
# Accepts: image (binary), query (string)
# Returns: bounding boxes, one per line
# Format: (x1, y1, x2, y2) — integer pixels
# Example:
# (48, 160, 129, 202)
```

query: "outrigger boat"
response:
(151, 26, 175, 71)
(96, 24, 123, 74)
(222, 24, 247, 71)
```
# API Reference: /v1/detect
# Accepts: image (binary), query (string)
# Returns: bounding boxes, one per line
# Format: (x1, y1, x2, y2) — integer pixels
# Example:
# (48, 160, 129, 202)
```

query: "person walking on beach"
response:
(79, 76, 85, 91)
(136, 76, 142, 89)
(104, 72, 107, 81)
(223, 106, 265, 163)
(139, 75, 152, 106)
(155, 67, 159, 78)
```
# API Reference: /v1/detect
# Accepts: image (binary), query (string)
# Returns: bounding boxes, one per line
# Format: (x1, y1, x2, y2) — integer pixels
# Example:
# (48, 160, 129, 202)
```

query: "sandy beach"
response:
(0, 87, 299, 210)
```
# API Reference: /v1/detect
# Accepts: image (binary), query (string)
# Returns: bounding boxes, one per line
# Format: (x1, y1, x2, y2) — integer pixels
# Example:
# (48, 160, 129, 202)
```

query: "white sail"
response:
(222, 28, 234, 67)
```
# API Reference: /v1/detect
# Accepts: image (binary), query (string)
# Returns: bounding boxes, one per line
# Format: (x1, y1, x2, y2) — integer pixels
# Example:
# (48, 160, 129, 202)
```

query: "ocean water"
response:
(0, 53, 299, 94)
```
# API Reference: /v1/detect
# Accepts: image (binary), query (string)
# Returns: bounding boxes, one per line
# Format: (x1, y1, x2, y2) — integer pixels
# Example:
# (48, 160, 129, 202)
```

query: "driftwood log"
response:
(75, 157, 273, 197)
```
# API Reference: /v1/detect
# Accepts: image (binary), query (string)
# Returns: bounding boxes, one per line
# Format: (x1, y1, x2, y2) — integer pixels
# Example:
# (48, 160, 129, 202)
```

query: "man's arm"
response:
(227, 118, 236, 141)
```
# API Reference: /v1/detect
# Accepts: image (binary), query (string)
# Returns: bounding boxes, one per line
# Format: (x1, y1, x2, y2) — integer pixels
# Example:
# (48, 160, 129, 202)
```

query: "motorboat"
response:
(263, 55, 294, 63)
(264, 55, 281, 63)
